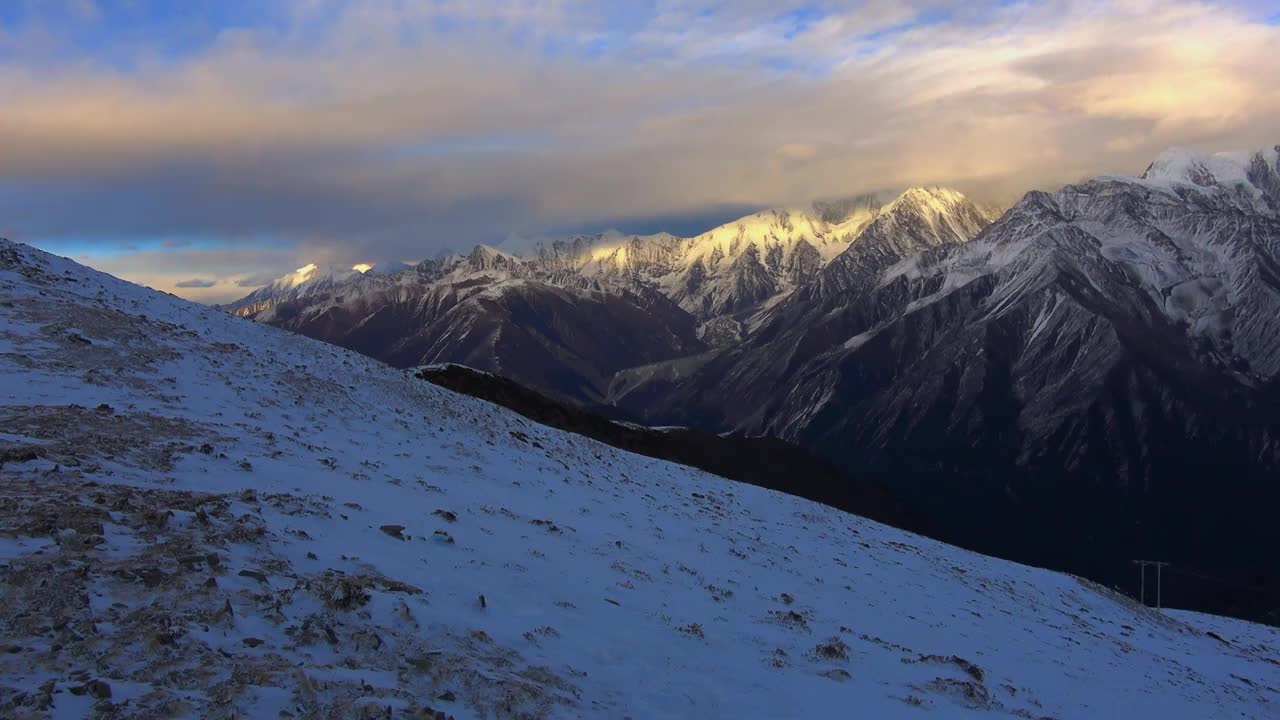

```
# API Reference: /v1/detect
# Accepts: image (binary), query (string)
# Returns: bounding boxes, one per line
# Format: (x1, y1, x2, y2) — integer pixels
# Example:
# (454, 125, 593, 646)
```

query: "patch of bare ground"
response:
(904, 654, 992, 710)
(0, 294, 184, 383)
(0, 473, 578, 718)
(0, 404, 212, 472)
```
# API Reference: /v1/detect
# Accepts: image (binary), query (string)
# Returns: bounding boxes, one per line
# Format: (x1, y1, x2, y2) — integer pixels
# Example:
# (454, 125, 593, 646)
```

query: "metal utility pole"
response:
(1133, 560, 1171, 608)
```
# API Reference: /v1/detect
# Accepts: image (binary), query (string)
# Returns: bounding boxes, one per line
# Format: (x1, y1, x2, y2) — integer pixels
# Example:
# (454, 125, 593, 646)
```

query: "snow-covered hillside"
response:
(1, 238, 1276, 718)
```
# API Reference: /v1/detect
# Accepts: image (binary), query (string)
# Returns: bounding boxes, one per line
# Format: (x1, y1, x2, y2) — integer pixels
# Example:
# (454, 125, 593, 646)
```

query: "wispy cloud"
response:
(174, 277, 218, 288)
(2, 0, 1277, 299)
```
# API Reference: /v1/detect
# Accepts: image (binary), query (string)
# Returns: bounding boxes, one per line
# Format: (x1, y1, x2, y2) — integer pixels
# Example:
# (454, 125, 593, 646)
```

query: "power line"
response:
(1162, 564, 1275, 595)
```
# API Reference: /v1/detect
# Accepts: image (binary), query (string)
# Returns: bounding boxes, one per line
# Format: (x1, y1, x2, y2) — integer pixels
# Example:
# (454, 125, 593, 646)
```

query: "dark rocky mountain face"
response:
(397, 282, 705, 405)
(611, 147, 1280, 622)
(250, 273, 705, 406)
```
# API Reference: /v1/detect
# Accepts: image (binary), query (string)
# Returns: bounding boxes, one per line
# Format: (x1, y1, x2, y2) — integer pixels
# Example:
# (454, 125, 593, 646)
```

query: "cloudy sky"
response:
(2, 0, 1278, 302)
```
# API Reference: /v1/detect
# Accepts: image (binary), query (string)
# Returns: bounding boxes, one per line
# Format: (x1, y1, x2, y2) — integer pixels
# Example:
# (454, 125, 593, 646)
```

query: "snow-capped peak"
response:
(354, 260, 414, 276)
(467, 244, 526, 269)
(245, 262, 360, 295)
(283, 263, 321, 288)
(1136, 145, 1280, 215)
(811, 186, 990, 300)
(293, 263, 358, 286)
(222, 263, 368, 317)
(888, 186, 969, 211)
(860, 186, 988, 245)
(1144, 147, 1258, 186)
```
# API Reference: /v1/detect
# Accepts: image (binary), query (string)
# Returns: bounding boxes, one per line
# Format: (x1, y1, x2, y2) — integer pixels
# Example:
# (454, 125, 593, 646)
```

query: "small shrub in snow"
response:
(814, 638, 849, 661)
(769, 609, 810, 630)
(311, 574, 371, 610)
(678, 623, 705, 639)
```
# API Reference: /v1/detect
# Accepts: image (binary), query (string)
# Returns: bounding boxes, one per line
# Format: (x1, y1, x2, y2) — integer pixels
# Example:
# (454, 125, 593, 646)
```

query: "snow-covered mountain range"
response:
(225, 193, 905, 329)
(3, 237, 1278, 718)
(224, 187, 994, 401)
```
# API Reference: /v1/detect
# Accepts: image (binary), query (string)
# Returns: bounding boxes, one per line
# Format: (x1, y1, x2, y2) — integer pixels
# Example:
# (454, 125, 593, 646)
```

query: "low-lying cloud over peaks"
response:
(2, 0, 1278, 300)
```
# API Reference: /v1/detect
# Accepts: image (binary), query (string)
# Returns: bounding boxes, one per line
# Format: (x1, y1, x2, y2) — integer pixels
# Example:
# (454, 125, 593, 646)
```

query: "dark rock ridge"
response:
(416, 363, 921, 532)
(232, 263, 705, 406)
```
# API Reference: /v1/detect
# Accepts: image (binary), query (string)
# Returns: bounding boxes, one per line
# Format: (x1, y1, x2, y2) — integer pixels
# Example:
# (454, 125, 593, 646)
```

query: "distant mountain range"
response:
(226, 145, 1280, 622)
(225, 186, 995, 403)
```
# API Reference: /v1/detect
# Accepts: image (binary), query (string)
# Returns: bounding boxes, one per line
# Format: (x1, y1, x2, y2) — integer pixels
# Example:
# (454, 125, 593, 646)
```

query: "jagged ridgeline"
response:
(223, 187, 995, 404)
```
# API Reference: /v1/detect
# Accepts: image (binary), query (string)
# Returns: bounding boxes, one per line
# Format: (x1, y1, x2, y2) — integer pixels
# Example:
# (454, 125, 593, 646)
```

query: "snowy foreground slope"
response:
(0, 238, 1276, 719)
